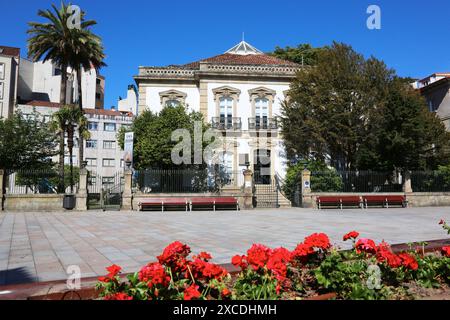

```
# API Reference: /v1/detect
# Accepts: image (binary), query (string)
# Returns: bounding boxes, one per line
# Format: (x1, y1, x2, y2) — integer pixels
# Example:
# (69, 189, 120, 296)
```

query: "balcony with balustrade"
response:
(211, 117, 242, 131)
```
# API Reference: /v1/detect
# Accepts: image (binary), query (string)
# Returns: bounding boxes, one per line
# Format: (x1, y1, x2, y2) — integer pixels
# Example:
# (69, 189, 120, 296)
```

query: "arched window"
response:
(165, 99, 181, 107)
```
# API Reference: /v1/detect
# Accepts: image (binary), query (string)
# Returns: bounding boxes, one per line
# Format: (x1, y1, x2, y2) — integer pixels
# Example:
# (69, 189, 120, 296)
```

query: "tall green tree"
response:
(282, 42, 394, 170)
(27, 2, 106, 165)
(357, 80, 450, 171)
(270, 44, 323, 66)
(282, 42, 450, 172)
(0, 110, 58, 198)
(118, 106, 209, 170)
(51, 105, 89, 192)
(0, 111, 57, 170)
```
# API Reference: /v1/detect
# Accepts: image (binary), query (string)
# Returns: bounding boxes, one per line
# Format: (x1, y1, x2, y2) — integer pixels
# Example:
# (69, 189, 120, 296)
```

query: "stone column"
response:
(122, 169, 133, 211)
(242, 169, 253, 210)
(0, 169, 4, 211)
(403, 171, 412, 193)
(75, 168, 88, 211)
(301, 169, 313, 208)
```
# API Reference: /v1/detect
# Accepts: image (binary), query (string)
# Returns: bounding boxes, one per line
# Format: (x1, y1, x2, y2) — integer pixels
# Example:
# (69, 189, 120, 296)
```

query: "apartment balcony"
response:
(211, 117, 242, 130)
(248, 117, 279, 130)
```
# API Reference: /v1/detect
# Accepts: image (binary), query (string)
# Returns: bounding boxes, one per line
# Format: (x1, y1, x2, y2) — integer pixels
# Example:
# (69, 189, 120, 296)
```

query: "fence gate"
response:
(253, 177, 280, 208)
(87, 171, 124, 210)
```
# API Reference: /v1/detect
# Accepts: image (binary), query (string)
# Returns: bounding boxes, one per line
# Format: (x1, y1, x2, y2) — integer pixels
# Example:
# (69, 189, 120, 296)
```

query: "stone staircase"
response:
(254, 184, 292, 208)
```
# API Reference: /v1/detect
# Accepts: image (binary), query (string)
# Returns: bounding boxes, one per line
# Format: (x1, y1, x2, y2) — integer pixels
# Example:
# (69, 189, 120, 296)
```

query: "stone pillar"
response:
(75, 168, 88, 211)
(403, 171, 412, 193)
(122, 169, 133, 210)
(301, 169, 313, 208)
(242, 169, 253, 210)
(0, 169, 4, 211)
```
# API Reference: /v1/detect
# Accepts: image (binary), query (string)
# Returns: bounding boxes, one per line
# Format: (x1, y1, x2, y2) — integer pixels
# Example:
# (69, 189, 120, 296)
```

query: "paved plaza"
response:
(0, 207, 450, 286)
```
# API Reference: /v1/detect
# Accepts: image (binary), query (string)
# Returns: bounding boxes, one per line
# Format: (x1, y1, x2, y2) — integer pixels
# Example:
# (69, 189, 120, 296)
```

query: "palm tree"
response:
(51, 105, 90, 193)
(27, 2, 106, 175)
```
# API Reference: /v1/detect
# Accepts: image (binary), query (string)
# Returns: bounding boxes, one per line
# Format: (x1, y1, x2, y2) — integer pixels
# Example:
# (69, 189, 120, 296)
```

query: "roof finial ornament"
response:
(242, 32, 245, 42)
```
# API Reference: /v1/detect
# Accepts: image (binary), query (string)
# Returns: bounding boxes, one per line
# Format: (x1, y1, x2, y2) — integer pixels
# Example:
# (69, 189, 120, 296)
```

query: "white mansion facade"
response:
(134, 41, 300, 182)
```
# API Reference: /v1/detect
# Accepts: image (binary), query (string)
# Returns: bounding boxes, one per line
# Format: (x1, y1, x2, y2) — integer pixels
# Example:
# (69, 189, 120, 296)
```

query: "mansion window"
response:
(255, 98, 269, 129)
(212, 86, 241, 130)
(165, 99, 181, 107)
(159, 90, 187, 108)
(219, 97, 233, 128)
(248, 87, 276, 130)
(0, 82, 3, 100)
(102, 177, 115, 187)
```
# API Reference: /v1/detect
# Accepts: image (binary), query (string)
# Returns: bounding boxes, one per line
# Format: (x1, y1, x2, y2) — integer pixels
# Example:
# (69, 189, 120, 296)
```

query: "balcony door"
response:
(219, 97, 233, 129)
(255, 98, 269, 129)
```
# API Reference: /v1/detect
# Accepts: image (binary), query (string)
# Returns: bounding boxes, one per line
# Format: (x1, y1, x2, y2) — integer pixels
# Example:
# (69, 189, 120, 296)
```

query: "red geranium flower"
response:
(184, 285, 201, 300)
(104, 292, 133, 300)
(194, 251, 212, 261)
(304, 233, 331, 250)
(376, 242, 402, 268)
(231, 255, 248, 269)
(221, 288, 231, 297)
(441, 246, 450, 257)
(266, 247, 291, 278)
(398, 252, 418, 271)
(98, 276, 110, 283)
(157, 241, 191, 273)
(246, 244, 272, 270)
(355, 238, 377, 254)
(106, 264, 122, 278)
(292, 243, 314, 259)
(343, 231, 359, 241)
(138, 262, 170, 288)
(190, 258, 228, 280)
(439, 219, 445, 225)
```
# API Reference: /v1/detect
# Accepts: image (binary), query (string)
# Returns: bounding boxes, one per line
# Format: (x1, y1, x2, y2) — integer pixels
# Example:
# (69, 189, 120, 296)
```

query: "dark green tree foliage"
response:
(0, 111, 58, 170)
(357, 80, 450, 171)
(281, 42, 450, 172)
(270, 44, 323, 66)
(118, 106, 209, 169)
(283, 160, 343, 200)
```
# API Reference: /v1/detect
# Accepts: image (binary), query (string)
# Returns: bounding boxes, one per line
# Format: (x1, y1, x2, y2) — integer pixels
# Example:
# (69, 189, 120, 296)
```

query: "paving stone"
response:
(0, 208, 449, 284)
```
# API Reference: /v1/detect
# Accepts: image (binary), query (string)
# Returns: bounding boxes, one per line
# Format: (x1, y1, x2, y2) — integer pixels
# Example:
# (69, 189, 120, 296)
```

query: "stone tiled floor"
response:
(0, 207, 449, 285)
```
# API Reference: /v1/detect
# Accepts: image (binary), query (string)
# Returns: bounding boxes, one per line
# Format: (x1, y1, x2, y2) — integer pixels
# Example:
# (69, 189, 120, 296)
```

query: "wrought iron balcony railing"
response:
(211, 117, 242, 130)
(248, 117, 279, 130)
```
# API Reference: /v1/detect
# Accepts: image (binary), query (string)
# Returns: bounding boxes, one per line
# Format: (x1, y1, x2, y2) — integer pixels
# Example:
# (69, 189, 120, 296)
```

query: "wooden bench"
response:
(190, 197, 239, 211)
(138, 198, 189, 212)
(363, 195, 408, 208)
(316, 196, 362, 209)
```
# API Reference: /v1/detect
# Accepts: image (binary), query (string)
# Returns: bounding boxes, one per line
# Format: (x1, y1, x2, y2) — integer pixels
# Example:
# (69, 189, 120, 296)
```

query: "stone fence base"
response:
(302, 192, 450, 208)
(4, 194, 65, 211)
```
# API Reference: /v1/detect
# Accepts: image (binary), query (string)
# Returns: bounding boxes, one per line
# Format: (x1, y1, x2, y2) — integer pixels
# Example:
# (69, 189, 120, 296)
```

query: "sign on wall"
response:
(124, 132, 134, 167)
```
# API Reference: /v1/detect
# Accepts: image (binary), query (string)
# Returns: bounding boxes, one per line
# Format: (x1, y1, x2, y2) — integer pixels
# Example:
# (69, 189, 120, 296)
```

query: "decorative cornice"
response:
(248, 87, 276, 100)
(212, 86, 241, 101)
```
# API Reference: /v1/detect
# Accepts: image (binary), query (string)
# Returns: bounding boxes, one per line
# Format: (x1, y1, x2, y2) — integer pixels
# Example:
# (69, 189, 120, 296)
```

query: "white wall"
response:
(144, 84, 200, 114)
(118, 86, 138, 114)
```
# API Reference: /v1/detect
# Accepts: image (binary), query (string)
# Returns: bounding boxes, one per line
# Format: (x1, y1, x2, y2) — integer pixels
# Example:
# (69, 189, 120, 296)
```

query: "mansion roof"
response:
(135, 41, 300, 82)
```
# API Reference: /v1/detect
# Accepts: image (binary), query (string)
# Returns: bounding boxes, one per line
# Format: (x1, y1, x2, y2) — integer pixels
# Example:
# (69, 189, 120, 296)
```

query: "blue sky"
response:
(2, 0, 450, 109)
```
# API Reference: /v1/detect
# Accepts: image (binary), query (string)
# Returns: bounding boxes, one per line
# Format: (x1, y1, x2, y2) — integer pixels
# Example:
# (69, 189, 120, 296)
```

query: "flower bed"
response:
(96, 221, 450, 300)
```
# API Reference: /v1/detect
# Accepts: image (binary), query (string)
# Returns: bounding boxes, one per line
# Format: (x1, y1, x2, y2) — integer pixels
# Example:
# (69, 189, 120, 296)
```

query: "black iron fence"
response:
(411, 171, 450, 192)
(310, 171, 403, 193)
(134, 168, 244, 193)
(4, 169, 71, 194)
